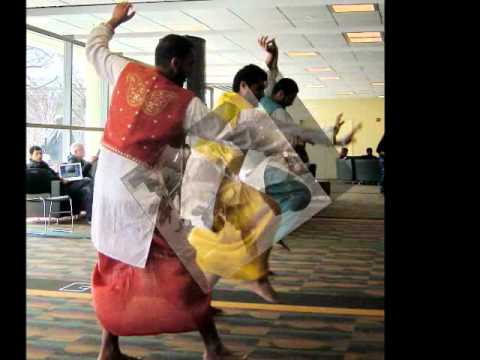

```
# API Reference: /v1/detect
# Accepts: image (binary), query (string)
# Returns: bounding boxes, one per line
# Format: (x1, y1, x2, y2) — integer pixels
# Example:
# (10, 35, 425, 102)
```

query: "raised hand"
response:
(258, 35, 278, 69)
(342, 123, 362, 145)
(107, 2, 136, 30)
(333, 113, 345, 136)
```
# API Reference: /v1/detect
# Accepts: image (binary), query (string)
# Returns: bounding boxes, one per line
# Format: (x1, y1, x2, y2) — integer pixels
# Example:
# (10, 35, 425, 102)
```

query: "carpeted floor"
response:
(27, 217, 384, 300)
(26, 184, 384, 359)
(28, 294, 384, 360)
(317, 183, 384, 220)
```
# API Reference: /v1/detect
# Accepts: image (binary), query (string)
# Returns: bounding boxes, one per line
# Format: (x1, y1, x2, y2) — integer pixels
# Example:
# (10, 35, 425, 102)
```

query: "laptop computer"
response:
(59, 163, 83, 182)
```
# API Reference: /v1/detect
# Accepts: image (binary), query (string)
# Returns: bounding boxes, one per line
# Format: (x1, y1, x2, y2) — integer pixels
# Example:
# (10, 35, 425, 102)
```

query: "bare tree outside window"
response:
(26, 32, 87, 163)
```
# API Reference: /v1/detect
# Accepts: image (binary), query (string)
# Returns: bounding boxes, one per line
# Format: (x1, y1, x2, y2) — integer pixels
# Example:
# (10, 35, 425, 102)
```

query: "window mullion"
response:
(64, 38, 73, 147)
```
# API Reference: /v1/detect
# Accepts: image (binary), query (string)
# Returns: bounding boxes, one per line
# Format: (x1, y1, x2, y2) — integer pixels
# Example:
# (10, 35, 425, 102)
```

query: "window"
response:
(72, 130, 103, 159)
(26, 31, 67, 126)
(26, 127, 70, 166)
(26, 27, 106, 167)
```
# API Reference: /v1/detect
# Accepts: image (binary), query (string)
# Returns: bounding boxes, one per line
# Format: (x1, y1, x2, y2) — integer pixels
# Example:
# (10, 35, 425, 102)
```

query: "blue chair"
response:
(354, 159, 381, 184)
(336, 158, 354, 182)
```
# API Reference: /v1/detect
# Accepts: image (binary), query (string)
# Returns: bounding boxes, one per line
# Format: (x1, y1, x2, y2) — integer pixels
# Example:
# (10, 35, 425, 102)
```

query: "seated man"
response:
(27, 145, 93, 222)
(67, 143, 96, 222)
(361, 147, 378, 159)
(26, 145, 62, 194)
(68, 143, 94, 179)
(339, 147, 349, 159)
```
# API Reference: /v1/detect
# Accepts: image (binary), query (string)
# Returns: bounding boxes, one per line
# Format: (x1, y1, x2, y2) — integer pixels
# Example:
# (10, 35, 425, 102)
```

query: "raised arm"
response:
(331, 113, 362, 146)
(258, 36, 279, 97)
(85, 3, 135, 84)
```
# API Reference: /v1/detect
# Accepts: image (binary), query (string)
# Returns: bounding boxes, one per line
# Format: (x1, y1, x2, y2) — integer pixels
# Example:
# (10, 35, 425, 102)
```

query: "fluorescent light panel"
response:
(371, 82, 384, 86)
(331, 4, 376, 13)
(307, 84, 326, 88)
(306, 67, 332, 73)
(348, 32, 382, 38)
(349, 37, 383, 43)
(287, 51, 319, 58)
(318, 76, 340, 80)
(345, 32, 383, 44)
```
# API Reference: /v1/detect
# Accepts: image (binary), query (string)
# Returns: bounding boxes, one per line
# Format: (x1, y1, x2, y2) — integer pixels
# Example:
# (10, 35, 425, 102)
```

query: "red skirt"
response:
(92, 229, 212, 336)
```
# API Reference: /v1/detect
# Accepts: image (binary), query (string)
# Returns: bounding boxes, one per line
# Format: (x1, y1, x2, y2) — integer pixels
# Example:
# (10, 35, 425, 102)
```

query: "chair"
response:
(26, 178, 62, 218)
(26, 173, 75, 233)
(26, 195, 74, 233)
(354, 159, 381, 184)
(336, 158, 354, 182)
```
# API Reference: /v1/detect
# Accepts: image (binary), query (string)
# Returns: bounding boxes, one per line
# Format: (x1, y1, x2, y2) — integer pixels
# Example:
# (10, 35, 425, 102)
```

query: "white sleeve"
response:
(183, 97, 228, 141)
(183, 97, 210, 131)
(85, 24, 129, 85)
(271, 109, 333, 146)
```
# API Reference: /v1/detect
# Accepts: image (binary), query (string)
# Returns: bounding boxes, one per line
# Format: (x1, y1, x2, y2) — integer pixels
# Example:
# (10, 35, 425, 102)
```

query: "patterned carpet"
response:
(317, 183, 384, 220)
(26, 184, 384, 359)
(28, 295, 384, 360)
(26, 217, 384, 300)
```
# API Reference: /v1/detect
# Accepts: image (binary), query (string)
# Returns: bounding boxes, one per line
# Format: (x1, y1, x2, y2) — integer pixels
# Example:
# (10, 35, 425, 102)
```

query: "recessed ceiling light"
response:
(337, 91, 355, 95)
(306, 67, 332, 73)
(349, 37, 383, 43)
(371, 82, 384, 86)
(331, 4, 376, 13)
(345, 32, 383, 44)
(348, 32, 382, 38)
(378, 95, 384, 98)
(318, 76, 340, 80)
(307, 84, 326, 88)
(287, 51, 319, 58)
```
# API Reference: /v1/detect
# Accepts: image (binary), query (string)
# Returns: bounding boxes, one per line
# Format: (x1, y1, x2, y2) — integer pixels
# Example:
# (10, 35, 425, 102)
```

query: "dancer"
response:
(182, 64, 318, 303)
(258, 36, 361, 149)
(87, 3, 245, 360)
(254, 36, 361, 242)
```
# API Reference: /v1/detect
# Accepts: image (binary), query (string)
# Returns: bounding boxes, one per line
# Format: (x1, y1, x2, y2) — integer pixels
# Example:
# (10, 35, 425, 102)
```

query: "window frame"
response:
(26, 24, 108, 162)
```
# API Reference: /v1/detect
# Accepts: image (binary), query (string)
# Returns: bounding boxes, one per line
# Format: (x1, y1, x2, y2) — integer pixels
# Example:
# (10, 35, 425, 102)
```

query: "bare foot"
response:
(245, 278, 278, 303)
(277, 240, 291, 251)
(98, 348, 142, 360)
(210, 306, 224, 316)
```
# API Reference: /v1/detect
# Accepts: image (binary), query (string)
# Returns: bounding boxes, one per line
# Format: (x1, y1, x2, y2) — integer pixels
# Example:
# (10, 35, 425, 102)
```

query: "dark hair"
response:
(232, 64, 267, 92)
(367, 147, 373, 152)
(155, 34, 194, 67)
(29, 145, 42, 155)
(272, 78, 299, 97)
(341, 147, 348, 152)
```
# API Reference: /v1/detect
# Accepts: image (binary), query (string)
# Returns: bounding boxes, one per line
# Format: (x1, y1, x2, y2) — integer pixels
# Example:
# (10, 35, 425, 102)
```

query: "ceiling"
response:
(26, 0, 385, 100)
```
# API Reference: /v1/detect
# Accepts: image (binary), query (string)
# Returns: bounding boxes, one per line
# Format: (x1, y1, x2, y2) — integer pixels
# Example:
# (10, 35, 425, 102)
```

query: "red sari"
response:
(92, 229, 211, 336)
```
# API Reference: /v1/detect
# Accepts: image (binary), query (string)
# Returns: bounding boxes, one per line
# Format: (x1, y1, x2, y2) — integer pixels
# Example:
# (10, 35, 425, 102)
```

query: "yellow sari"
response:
(188, 93, 280, 280)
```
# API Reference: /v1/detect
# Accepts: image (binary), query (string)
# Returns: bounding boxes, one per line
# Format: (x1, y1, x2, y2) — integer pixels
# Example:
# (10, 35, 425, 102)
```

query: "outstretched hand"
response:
(258, 35, 278, 69)
(333, 113, 345, 136)
(343, 123, 363, 145)
(107, 2, 136, 30)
